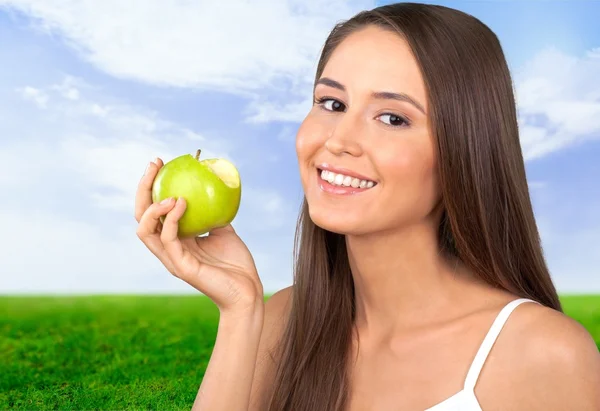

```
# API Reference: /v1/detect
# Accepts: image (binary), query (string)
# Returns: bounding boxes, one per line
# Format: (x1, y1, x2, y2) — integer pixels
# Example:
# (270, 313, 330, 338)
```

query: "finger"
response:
(136, 197, 178, 273)
(134, 157, 164, 222)
(160, 197, 202, 282)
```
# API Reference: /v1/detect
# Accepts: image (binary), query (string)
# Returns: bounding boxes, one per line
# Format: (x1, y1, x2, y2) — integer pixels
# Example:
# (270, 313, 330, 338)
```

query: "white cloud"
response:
(238, 187, 301, 232)
(0, 207, 190, 294)
(3, 77, 223, 214)
(18, 85, 49, 108)
(515, 46, 600, 160)
(5, 0, 599, 148)
(276, 124, 299, 142)
(0, 205, 297, 294)
(0, 0, 373, 124)
(0, 75, 297, 293)
(245, 95, 314, 124)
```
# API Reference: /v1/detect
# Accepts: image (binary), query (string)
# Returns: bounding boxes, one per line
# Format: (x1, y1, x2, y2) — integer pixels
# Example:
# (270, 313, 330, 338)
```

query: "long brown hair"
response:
(267, 3, 562, 410)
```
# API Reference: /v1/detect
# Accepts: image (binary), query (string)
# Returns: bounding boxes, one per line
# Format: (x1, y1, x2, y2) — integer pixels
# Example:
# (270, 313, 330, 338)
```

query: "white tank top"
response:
(424, 298, 539, 410)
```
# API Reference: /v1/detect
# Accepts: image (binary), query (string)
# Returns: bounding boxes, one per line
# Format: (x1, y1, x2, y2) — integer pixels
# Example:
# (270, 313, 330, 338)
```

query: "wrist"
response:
(219, 299, 265, 325)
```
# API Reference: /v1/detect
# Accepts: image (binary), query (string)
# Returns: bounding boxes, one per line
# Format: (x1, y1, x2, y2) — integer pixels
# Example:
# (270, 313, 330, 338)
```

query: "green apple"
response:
(151, 149, 241, 237)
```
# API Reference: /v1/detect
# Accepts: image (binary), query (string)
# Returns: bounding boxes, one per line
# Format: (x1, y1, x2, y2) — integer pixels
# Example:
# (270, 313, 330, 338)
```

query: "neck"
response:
(347, 222, 480, 340)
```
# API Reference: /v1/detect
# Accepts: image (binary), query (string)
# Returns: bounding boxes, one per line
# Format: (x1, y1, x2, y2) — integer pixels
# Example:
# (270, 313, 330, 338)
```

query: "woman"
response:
(135, 3, 600, 410)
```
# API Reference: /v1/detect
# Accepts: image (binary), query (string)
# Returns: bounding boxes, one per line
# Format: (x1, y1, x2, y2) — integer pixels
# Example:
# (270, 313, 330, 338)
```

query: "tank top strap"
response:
(463, 298, 539, 391)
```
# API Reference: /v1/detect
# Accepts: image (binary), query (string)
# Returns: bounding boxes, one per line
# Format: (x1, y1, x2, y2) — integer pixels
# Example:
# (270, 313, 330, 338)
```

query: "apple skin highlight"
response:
(151, 149, 242, 237)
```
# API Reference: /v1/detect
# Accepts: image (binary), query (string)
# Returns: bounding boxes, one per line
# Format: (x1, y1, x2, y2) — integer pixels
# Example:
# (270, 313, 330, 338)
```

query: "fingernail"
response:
(144, 162, 151, 176)
(160, 197, 172, 205)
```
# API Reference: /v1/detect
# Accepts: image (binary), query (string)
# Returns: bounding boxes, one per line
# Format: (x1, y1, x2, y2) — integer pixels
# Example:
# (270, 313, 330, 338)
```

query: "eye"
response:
(378, 113, 410, 127)
(315, 97, 346, 112)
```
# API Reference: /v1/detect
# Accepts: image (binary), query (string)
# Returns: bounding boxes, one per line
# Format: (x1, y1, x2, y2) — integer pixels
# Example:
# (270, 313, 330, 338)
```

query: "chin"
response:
(308, 205, 370, 236)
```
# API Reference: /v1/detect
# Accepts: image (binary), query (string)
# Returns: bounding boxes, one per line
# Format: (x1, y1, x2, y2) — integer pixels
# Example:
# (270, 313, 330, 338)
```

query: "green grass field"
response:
(1, 295, 598, 410)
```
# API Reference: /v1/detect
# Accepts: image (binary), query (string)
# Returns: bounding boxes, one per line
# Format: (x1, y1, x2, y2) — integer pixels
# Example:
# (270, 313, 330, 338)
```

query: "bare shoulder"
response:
(259, 285, 294, 362)
(480, 300, 600, 410)
(266, 284, 294, 308)
(248, 285, 294, 411)
(264, 285, 294, 332)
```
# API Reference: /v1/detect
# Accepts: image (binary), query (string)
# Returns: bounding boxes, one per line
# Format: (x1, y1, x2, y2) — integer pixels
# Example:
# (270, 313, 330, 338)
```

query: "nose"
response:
(324, 115, 363, 157)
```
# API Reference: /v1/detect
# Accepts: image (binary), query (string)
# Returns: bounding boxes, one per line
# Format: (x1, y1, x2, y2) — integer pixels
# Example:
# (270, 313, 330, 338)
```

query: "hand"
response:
(135, 158, 264, 314)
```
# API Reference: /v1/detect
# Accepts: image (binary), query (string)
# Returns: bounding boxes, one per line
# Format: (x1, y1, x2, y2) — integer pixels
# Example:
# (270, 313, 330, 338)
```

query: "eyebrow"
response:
(315, 77, 426, 115)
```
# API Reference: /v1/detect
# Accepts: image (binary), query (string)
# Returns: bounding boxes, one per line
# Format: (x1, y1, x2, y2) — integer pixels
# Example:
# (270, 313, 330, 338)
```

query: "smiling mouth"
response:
(316, 168, 377, 194)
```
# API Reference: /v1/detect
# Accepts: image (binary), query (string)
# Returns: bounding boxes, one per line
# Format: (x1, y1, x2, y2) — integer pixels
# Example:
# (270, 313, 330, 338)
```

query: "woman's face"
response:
(296, 25, 441, 236)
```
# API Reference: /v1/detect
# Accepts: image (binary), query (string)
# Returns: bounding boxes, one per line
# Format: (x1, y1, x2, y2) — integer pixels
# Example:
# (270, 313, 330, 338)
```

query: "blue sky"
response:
(0, 0, 598, 294)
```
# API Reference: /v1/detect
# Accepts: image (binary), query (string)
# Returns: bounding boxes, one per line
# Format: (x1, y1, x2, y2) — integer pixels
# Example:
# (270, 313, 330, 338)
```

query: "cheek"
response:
(295, 116, 323, 189)
(379, 141, 439, 208)
(295, 125, 310, 160)
(296, 114, 328, 162)
(378, 145, 414, 178)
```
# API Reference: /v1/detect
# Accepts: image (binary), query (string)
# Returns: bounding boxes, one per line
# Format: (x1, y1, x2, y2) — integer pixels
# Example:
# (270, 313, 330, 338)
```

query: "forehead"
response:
(320, 25, 428, 109)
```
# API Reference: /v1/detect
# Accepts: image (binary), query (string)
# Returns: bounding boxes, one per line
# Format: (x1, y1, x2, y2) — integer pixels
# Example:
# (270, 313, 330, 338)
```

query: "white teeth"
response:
(320, 169, 375, 189)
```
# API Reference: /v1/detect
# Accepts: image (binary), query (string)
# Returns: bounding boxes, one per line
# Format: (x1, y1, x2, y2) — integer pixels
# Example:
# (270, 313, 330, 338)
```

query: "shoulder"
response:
(265, 285, 294, 320)
(248, 286, 294, 410)
(266, 284, 294, 303)
(262, 285, 294, 355)
(514, 302, 599, 376)
(481, 300, 600, 410)
(262, 286, 294, 360)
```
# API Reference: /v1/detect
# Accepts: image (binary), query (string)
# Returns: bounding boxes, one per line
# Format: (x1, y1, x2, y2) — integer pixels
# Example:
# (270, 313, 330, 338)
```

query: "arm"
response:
(191, 302, 265, 411)
(191, 286, 293, 411)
